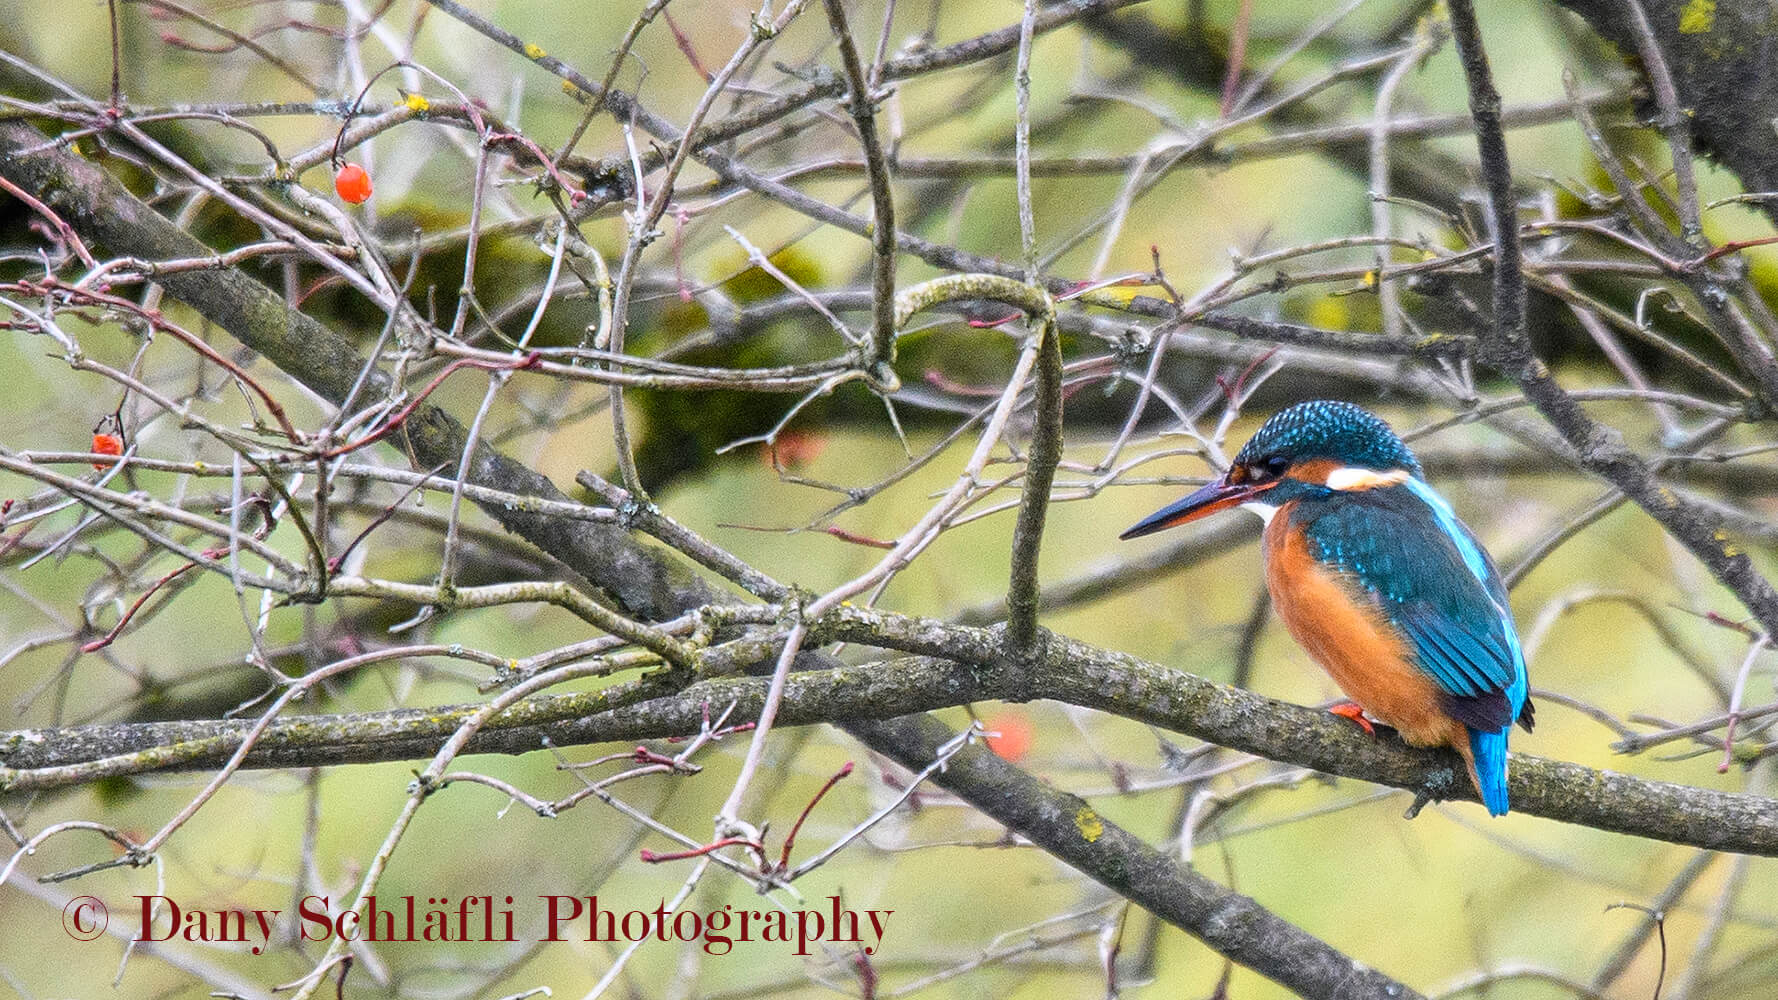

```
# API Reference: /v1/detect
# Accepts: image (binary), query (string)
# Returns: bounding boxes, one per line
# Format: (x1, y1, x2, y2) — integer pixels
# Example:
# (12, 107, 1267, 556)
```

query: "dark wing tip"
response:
(1441, 690, 1514, 732)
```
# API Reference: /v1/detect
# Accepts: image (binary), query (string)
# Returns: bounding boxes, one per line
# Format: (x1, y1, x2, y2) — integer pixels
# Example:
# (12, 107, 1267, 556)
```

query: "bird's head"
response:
(1119, 400, 1423, 539)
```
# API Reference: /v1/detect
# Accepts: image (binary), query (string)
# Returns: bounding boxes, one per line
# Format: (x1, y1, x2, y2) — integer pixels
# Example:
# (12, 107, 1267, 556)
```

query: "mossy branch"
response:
(7, 626, 1775, 858)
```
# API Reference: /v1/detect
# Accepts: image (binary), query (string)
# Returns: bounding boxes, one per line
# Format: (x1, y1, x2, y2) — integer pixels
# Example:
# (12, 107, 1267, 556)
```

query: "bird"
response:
(1120, 400, 1533, 815)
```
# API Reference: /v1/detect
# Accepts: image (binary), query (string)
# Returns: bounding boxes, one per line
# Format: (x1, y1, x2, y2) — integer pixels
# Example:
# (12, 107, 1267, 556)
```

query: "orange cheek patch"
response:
(1287, 458, 1411, 491)
(1287, 458, 1342, 486)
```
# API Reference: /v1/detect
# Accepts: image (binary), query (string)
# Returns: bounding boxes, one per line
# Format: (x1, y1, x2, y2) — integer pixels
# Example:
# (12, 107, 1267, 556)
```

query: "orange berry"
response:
(334, 162, 372, 204)
(982, 712, 1034, 763)
(92, 432, 123, 469)
(761, 429, 827, 470)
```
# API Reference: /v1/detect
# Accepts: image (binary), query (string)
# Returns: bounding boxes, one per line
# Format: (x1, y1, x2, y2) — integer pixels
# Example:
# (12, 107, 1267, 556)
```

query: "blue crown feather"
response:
(1234, 400, 1424, 479)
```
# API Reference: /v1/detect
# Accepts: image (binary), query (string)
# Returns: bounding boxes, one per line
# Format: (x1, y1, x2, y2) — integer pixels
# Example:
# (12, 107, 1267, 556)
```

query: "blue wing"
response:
(1294, 481, 1531, 814)
(1294, 483, 1530, 735)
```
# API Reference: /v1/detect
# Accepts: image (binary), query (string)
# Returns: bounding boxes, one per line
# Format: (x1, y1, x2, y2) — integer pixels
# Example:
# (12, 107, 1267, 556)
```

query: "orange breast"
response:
(1263, 507, 1469, 757)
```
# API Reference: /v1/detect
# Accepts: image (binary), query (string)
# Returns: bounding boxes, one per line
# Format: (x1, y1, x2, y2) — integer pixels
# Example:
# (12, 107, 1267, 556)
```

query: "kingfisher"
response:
(1120, 400, 1533, 815)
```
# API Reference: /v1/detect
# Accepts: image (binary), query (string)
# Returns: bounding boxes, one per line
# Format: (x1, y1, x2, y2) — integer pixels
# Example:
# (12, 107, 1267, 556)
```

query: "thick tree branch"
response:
(1005, 315, 1063, 658)
(8, 627, 1777, 857)
(845, 712, 1425, 1000)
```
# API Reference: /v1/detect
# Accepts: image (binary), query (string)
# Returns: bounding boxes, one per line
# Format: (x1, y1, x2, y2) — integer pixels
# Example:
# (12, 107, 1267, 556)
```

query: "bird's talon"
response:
(1329, 701, 1376, 737)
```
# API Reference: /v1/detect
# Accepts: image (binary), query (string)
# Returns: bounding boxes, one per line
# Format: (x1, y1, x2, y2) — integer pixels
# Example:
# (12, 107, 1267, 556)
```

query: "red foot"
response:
(1329, 701, 1376, 737)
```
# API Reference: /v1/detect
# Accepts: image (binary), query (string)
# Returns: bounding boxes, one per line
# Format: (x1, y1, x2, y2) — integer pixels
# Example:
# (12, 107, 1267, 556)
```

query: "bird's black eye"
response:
(1260, 455, 1289, 479)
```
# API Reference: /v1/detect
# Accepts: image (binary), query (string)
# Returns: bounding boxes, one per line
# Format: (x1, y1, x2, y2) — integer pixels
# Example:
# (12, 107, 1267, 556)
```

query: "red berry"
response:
(760, 428, 827, 470)
(92, 432, 123, 469)
(334, 162, 372, 204)
(982, 712, 1034, 763)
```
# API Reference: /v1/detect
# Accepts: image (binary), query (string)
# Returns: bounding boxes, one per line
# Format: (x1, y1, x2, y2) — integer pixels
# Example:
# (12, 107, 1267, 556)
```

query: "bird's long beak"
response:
(1119, 475, 1260, 540)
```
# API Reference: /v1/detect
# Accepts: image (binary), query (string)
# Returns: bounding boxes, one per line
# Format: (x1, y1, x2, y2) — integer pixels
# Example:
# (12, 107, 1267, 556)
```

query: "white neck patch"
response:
(1240, 501, 1279, 524)
(1324, 466, 1411, 491)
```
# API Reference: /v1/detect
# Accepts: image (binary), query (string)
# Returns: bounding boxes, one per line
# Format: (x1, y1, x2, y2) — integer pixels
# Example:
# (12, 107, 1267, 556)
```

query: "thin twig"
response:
(822, 0, 898, 375)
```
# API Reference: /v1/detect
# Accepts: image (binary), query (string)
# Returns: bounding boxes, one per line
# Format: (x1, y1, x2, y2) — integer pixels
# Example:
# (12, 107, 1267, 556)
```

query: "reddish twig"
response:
(82, 548, 223, 653)
(1719, 637, 1768, 773)
(966, 311, 1022, 328)
(825, 526, 896, 549)
(663, 9, 712, 81)
(1216, 346, 1279, 403)
(327, 462, 450, 572)
(0, 176, 97, 269)
(22, 279, 297, 441)
(1219, 0, 1254, 117)
(484, 128, 586, 202)
(640, 835, 762, 863)
(853, 948, 879, 999)
(1679, 607, 1762, 641)
(317, 352, 542, 460)
(1693, 234, 1778, 268)
(776, 760, 854, 869)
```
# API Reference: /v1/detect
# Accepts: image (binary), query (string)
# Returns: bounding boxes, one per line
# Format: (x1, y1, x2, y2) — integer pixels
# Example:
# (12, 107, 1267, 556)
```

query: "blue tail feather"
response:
(1469, 727, 1511, 815)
